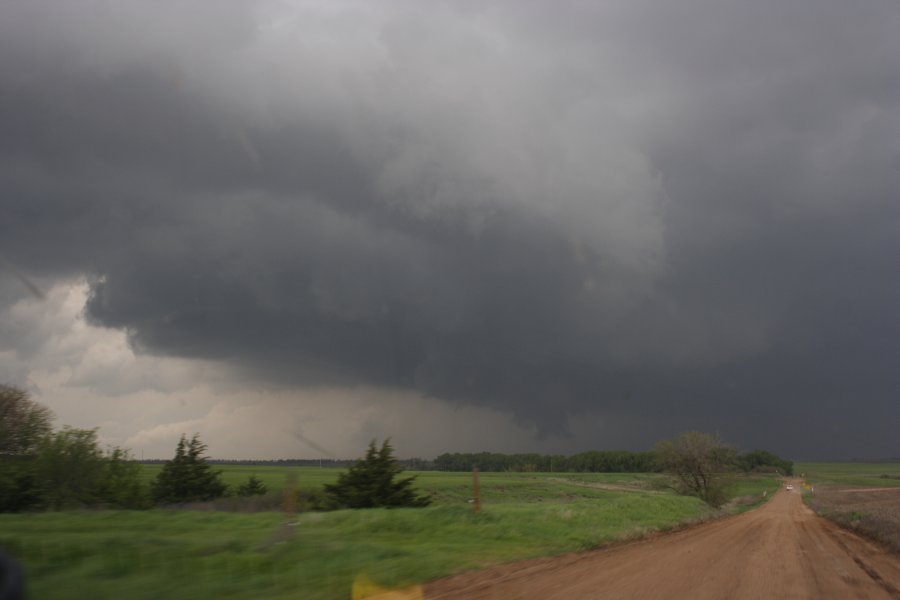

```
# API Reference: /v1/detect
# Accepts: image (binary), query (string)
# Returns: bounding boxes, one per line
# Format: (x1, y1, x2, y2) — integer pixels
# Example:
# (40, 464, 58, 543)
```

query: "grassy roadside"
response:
(724, 474, 781, 513)
(137, 465, 670, 497)
(1, 471, 779, 600)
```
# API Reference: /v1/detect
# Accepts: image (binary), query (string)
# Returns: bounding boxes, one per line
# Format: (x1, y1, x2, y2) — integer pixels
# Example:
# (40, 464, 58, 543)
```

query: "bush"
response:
(324, 439, 431, 509)
(36, 427, 107, 509)
(0, 457, 41, 512)
(100, 448, 150, 509)
(236, 475, 267, 497)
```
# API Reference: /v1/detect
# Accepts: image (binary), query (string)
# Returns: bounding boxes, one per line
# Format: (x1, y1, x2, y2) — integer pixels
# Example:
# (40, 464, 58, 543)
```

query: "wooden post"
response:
(472, 466, 481, 514)
(283, 473, 297, 518)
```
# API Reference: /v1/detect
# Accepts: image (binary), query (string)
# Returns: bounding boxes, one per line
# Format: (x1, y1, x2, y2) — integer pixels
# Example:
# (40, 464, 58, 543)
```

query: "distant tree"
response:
(655, 431, 735, 507)
(0, 386, 148, 511)
(324, 439, 431, 509)
(35, 427, 107, 509)
(236, 474, 267, 497)
(0, 385, 52, 511)
(0, 384, 53, 456)
(151, 434, 227, 504)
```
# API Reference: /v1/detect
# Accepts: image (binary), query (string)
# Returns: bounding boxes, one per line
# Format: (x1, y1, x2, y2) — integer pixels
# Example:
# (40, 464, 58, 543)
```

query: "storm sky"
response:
(1, 1, 898, 460)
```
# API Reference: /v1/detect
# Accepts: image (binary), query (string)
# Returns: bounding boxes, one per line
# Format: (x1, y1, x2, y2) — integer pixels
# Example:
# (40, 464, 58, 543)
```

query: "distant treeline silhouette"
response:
(433, 450, 660, 473)
(139, 457, 436, 470)
(140, 458, 356, 468)
(138, 450, 792, 475)
(138, 454, 658, 472)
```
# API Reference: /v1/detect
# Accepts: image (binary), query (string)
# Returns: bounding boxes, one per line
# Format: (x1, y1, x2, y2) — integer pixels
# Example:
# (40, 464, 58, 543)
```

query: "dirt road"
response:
(425, 480, 900, 599)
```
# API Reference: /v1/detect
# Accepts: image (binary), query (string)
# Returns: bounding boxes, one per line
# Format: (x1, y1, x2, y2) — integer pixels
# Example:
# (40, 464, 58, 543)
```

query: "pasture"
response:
(795, 462, 900, 488)
(2, 467, 779, 600)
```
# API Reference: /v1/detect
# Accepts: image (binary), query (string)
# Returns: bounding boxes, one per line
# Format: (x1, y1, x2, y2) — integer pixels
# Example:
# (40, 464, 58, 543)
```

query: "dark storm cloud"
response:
(1, 1, 898, 458)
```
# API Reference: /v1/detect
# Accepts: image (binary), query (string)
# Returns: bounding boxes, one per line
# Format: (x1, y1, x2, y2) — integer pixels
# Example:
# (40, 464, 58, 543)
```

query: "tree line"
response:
(0, 386, 267, 511)
(433, 450, 659, 473)
(2, 384, 793, 512)
(142, 458, 360, 468)
(1, 384, 147, 511)
(433, 447, 793, 478)
(0, 385, 425, 512)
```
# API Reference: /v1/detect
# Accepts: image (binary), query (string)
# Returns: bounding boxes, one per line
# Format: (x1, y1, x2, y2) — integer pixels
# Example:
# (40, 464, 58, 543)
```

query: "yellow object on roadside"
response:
(352, 573, 424, 600)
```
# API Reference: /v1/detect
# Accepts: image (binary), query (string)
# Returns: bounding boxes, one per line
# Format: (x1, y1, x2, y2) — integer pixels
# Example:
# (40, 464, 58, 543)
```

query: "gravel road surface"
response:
(425, 479, 900, 599)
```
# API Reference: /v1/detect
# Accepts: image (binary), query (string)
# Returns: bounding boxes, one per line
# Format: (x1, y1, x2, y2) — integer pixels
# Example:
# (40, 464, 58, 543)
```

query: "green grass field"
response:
(138, 464, 671, 498)
(139, 464, 346, 493)
(1, 468, 779, 600)
(795, 462, 900, 488)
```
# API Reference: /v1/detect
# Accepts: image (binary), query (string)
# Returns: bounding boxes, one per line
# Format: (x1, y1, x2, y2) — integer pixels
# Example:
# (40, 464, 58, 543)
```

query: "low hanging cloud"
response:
(1, 1, 898, 458)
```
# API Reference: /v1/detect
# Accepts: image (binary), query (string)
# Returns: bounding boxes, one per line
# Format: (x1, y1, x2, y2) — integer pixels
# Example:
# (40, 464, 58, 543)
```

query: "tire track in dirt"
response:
(424, 480, 900, 599)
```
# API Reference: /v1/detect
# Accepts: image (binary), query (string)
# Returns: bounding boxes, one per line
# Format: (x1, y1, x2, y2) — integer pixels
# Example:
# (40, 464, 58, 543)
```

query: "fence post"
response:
(283, 473, 297, 518)
(472, 466, 481, 514)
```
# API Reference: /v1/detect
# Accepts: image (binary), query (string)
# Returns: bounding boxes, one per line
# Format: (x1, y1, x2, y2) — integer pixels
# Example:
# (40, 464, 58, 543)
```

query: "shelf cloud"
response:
(1, 1, 898, 459)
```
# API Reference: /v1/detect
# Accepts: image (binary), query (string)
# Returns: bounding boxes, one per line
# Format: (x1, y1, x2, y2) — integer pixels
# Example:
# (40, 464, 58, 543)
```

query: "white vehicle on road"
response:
(786, 484, 794, 491)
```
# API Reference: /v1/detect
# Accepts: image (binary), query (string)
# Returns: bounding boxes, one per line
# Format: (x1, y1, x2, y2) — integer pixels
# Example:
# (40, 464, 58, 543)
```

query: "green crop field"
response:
(2, 469, 779, 600)
(795, 462, 900, 488)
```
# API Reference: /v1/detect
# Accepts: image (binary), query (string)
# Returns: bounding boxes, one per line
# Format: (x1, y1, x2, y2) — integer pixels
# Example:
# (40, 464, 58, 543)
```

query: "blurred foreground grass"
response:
(2, 470, 778, 600)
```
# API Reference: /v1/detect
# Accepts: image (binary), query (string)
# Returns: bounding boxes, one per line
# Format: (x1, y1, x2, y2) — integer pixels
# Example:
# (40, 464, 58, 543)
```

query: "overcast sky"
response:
(1, 1, 898, 460)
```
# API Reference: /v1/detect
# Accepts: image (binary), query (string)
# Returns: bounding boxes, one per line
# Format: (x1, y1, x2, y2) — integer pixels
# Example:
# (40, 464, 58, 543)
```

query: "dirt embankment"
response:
(425, 480, 900, 599)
